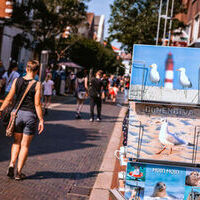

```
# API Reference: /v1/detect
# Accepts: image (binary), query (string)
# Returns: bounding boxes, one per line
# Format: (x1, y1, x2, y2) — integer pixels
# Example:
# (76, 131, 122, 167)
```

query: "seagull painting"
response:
(177, 68, 192, 88)
(149, 64, 160, 84)
(155, 119, 193, 154)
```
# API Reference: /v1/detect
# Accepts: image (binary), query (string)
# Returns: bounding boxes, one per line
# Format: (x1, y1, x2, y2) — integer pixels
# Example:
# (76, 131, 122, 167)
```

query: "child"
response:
(109, 83, 118, 102)
(112, 83, 119, 102)
(42, 73, 54, 114)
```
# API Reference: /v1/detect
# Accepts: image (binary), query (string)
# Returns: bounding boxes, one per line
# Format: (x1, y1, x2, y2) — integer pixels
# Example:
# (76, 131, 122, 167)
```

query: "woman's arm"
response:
(0, 78, 17, 112)
(35, 82, 44, 134)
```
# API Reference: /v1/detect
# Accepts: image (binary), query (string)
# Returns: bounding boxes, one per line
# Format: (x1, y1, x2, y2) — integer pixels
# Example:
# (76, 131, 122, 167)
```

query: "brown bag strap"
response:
(14, 80, 36, 113)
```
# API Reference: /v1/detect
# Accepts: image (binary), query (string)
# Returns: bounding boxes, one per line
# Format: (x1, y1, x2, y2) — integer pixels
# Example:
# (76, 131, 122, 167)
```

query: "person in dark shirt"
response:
(89, 70, 103, 122)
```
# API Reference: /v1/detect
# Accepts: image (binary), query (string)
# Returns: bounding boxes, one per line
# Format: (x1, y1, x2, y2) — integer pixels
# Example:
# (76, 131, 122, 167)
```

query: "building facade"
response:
(177, 0, 200, 47)
(0, 0, 34, 69)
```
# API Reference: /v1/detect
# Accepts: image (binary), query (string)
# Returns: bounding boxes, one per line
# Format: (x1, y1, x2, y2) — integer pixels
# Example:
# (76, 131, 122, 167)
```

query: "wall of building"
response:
(1, 25, 33, 69)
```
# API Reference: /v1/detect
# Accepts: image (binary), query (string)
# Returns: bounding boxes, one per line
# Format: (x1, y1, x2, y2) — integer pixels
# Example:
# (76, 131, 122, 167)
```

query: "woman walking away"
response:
(0, 60, 44, 180)
(2, 62, 20, 96)
(42, 73, 54, 115)
(75, 70, 88, 119)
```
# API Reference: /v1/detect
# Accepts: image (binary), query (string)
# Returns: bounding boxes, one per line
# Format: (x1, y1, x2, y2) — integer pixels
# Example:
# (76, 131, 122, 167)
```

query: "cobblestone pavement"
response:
(0, 96, 123, 200)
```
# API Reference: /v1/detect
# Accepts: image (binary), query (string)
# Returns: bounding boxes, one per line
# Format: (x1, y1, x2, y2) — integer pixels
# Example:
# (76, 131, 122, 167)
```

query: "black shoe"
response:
(15, 172, 26, 181)
(7, 166, 14, 178)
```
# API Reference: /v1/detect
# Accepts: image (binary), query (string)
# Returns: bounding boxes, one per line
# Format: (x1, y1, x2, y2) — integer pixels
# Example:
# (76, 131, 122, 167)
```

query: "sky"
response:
(87, 0, 121, 48)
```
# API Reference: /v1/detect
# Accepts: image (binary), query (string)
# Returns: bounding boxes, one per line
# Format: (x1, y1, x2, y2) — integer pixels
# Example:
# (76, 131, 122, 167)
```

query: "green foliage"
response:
(10, 0, 88, 53)
(109, 0, 185, 53)
(67, 37, 122, 73)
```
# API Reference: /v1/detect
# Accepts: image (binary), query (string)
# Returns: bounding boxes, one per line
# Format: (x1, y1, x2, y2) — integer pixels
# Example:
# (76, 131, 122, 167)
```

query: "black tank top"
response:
(15, 77, 37, 112)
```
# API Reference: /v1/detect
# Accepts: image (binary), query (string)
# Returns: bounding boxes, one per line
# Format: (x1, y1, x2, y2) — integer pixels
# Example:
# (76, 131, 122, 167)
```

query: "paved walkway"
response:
(0, 96, 123, 200)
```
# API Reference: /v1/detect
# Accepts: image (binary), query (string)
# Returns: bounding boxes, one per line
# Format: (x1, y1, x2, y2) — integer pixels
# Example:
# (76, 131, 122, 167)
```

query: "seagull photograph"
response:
(149, 64, 160, 84)
(176, 67, 192, 88)
(155, 118, 193, 155)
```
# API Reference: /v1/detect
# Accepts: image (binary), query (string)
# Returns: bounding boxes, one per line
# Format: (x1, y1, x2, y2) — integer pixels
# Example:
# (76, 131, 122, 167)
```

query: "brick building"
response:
(176, 0, 200, 47)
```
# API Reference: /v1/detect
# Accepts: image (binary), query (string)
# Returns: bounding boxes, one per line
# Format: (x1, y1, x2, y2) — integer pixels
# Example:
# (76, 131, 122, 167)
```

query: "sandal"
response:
(7, 166, 14, 178)
(15, 172, 26, 181)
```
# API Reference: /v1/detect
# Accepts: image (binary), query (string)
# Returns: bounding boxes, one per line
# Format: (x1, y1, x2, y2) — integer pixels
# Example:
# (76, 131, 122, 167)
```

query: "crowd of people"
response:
(0, 59, 130, 120)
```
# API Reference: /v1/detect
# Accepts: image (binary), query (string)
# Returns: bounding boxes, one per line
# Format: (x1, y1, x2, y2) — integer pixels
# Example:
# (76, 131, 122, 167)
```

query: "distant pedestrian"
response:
(89, 70, 103, 122)
(0, 60, 44, 180)
(2, 62, 20, 96)
(112, 83, 119, 103)
(102, 74, 109, 102)
(42, 73, 54, 114)
(124, 76, 130, 102)
(75, 70, 88, 119)
(59, 65, 66, 95)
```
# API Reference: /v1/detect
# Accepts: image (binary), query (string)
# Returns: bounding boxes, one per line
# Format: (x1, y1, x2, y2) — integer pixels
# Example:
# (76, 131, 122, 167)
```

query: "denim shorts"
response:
(14, 110, 38, 135)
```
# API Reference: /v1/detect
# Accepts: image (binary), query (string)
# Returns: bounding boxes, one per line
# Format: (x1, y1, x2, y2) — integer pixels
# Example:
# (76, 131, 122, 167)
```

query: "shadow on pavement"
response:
(27, 170, 102, 180)
(0, 123, 101, 162)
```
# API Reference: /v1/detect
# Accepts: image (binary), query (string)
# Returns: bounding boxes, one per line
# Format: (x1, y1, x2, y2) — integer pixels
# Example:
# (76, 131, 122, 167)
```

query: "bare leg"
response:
(156, 146, 167, 155)
(76, 99, 80, 113)
(46, 96, 51, 108)
(17, 134, 34, 174)
(78, 100, 84, 114)
(9, 133, 23, 167)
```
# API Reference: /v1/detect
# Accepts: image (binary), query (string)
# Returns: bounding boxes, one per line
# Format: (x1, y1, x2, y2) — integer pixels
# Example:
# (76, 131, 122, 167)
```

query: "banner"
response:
(129, 45, 200, 105)
(125, 162, 200, 200)
(127, 102, 200, 164)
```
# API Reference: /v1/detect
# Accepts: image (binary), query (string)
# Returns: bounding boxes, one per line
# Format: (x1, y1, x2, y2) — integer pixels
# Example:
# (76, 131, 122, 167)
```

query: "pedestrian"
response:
(120, 76, 124, 92)
(42, 73, 54, 114)
(112, 83, 119, 103)
(102, 74, 109, 102)
(0, 60, 44, 180)
(59, 65, 66, 95)
(70, 71, 76, 94)
(89, 70, 103, 122)
(124, 76, 130, 102)
(75, 70, 88, 119)
(0, 60, 5, 96)
(2, 62, 20, 97)
(54, 65, 61, 96)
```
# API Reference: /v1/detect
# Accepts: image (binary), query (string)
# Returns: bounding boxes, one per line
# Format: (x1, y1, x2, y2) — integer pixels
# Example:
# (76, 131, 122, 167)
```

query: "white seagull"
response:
(156, 119, 192, 154)
(177, 68, 192, 88)
(149, 64, 160, 84)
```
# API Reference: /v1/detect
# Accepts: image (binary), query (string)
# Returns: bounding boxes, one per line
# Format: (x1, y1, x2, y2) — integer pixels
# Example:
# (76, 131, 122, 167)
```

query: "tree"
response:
(66, 37, 123, 74)
(109, 0, 185, 53)
(10, 0, 88, 54)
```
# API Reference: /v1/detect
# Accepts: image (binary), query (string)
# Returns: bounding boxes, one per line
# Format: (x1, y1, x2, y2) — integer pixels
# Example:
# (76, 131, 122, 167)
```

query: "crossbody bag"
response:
(6, 80, 36, 137)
